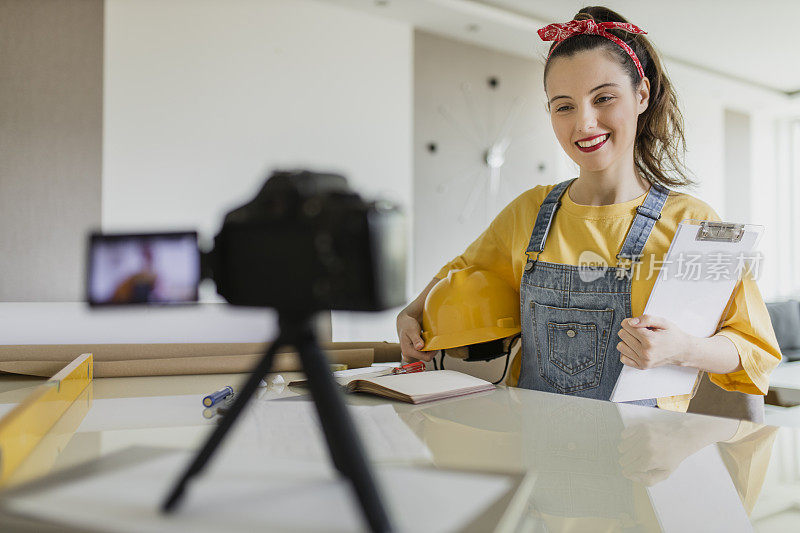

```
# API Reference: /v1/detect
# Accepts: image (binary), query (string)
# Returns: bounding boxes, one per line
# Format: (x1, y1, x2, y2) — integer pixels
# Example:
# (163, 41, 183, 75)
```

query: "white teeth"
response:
(577, 134, 609, 148)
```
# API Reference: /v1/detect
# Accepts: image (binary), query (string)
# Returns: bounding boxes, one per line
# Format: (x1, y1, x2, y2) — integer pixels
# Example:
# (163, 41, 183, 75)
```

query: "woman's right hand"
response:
(396, 277, 442, 363)
(396, 311, 434, 363)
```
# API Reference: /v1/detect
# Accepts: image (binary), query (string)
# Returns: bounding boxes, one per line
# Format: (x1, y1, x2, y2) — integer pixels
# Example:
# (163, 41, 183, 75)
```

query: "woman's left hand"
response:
(617, 315, 695, 369)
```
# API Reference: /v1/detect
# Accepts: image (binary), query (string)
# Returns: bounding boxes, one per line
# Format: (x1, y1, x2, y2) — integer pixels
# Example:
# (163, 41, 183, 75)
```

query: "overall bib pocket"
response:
(531, 302, 615, 394)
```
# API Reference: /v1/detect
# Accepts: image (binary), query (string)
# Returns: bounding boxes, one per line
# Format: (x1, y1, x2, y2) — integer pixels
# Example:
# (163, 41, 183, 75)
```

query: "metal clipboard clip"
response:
(695, 221, 745, 243)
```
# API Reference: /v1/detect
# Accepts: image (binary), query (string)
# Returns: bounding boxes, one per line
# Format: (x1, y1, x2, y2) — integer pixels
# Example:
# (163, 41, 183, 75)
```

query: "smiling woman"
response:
(397, 6, 781, 414)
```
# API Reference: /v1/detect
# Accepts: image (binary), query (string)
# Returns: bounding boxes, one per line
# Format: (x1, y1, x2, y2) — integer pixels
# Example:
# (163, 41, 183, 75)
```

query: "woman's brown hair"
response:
(543, 6, 695, 189)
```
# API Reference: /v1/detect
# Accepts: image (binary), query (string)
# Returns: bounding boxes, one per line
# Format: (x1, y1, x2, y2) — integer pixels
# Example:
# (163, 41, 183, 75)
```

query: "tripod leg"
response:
(162, 335, 285, 513)
(295, 326, 393, 533)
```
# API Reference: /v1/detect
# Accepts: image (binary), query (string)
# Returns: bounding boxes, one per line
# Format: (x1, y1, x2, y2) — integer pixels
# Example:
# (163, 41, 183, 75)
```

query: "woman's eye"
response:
(556, 96, 614, 113)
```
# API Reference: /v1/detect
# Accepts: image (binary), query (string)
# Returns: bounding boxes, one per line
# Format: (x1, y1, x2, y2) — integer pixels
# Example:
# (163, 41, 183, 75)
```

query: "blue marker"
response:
(203, 386, 233, 407)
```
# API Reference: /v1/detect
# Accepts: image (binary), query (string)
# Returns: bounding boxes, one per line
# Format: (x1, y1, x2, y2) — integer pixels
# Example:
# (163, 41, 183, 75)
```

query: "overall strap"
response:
(525, 179, 576, 266)
(616, 182, 670, 267)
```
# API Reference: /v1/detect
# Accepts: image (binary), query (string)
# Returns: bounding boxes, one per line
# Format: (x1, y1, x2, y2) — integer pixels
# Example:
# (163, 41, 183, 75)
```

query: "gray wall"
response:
(0, 0, 103, 301)
(723, 109, 752, 223)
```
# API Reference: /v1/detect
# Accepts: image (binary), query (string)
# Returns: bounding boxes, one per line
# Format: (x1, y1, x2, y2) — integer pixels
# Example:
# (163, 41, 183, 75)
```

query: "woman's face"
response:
(545, 48, 649, 175)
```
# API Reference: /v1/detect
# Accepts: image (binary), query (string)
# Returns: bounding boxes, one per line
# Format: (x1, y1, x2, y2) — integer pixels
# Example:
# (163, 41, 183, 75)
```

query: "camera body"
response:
(209, 170, 406, 311)
(87, 170, 406, 312)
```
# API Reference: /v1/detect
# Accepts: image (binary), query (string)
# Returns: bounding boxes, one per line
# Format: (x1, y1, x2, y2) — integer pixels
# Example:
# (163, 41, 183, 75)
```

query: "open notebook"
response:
(342, 370, 495, 404)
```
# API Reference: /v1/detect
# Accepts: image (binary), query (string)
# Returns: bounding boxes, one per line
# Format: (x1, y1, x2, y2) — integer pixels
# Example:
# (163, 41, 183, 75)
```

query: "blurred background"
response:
(2, 0, 799, 342)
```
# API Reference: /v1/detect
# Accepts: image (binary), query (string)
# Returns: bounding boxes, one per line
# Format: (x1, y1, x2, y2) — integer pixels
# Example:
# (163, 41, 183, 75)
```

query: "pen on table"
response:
(392, 361, 426, 374)
(201, 377, 283, 415)
(202, 386, 233, 407)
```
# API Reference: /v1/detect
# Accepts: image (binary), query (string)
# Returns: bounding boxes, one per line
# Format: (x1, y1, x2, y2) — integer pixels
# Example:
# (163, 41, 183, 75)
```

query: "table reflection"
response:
(400, 387, 778, 531)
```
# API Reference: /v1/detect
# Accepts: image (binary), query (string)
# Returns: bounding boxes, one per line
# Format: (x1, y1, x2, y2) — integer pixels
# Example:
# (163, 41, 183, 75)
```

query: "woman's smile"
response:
(575, 133, 611, 152)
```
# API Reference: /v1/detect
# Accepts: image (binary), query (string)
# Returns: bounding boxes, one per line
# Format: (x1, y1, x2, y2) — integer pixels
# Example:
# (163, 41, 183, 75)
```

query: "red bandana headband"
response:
(538, 19, 647, 79)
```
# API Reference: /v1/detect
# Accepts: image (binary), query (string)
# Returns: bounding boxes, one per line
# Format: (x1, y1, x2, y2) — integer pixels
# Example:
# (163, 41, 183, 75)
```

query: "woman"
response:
(396, 6, 781, 411)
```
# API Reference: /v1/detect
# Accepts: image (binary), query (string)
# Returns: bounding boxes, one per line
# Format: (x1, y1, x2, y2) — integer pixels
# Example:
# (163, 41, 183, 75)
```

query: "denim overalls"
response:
(517, 178, 670, 406)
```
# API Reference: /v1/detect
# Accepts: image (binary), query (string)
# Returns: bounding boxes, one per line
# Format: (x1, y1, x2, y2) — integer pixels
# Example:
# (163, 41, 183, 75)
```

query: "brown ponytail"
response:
(543, 6, 695, 189)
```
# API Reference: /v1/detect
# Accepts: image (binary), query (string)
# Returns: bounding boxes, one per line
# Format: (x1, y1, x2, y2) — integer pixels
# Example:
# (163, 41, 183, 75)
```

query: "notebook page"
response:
(362, 370, 494, 399)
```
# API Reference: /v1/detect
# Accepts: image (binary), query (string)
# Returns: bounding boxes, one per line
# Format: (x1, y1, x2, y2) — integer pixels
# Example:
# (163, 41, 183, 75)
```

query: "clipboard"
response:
(610, 220, 765, 402)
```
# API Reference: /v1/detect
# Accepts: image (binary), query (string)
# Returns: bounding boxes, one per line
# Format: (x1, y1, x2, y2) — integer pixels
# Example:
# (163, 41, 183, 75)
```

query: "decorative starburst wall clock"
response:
(427, 75, 548, 225)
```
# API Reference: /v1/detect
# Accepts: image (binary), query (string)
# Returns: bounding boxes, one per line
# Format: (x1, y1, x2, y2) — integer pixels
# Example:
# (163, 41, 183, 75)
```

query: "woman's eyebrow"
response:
(548, 83, 621, 104)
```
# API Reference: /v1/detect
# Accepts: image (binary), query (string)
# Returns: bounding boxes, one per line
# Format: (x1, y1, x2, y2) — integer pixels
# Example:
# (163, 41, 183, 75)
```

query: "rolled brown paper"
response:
(318, 342, 401, 363)
(0, 345, 378, 378)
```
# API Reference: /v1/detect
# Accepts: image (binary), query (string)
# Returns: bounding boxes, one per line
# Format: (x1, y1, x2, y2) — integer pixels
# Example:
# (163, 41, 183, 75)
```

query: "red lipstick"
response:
(575, 133, 610, 153)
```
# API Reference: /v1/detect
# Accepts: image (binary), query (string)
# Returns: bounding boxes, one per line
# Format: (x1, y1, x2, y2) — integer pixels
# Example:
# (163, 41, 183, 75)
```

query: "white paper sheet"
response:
(68, 394, 431, 464)
(292, 364, 404, 387)
(76, 395, 211, 432)
(334, 366, 393, 379)
(5, 450, 513, 533)
(229, 401, 433, 464)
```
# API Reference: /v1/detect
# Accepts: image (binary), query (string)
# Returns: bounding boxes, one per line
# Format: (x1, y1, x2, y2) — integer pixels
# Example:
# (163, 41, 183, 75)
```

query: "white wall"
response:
(104, 0, 412, 236)
(103, 0, 413, 340)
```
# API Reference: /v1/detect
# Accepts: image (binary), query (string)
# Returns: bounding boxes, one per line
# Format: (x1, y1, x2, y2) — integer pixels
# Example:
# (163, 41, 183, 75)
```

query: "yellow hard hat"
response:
(421, 266, 521, 352)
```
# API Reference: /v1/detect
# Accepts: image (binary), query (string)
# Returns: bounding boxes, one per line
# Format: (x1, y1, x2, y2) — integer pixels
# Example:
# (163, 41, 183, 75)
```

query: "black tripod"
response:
(162, 310, 394, 532)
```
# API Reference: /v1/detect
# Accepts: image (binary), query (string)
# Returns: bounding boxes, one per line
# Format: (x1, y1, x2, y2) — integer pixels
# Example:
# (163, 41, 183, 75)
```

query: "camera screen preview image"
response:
(87, 232, 200, 305)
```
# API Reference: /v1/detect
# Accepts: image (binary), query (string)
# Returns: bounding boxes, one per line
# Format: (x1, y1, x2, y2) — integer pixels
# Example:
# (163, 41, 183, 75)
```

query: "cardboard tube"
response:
(0, 346, 374, 378)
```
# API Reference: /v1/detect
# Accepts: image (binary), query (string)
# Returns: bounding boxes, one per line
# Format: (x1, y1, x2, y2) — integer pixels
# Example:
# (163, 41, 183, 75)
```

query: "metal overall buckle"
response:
(524, 251, 542, 272)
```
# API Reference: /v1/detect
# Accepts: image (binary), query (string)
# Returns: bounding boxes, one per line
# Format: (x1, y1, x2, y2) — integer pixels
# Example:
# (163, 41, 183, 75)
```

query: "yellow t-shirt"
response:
(436, 182, 782, 412)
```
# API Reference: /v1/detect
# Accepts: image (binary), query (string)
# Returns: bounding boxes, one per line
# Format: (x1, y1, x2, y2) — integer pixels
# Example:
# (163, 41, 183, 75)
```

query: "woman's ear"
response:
(637, 77, 651, 115)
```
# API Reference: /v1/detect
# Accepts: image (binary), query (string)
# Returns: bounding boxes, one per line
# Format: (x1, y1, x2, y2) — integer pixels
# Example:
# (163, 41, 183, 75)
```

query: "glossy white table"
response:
(0, 371, 798, 532)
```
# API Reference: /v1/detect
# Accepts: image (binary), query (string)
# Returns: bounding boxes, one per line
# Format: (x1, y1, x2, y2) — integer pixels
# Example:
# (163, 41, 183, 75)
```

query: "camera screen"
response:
(87, 232, 200, 305)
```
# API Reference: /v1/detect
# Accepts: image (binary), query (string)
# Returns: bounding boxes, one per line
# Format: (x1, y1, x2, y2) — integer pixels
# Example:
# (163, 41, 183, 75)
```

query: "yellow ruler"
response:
(0, 353, 93, 484)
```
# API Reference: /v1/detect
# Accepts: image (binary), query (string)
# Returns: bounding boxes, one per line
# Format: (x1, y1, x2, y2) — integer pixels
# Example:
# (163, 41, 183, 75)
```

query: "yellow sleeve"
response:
(434, 192, 528, 290)
(708, 269, 782, 395)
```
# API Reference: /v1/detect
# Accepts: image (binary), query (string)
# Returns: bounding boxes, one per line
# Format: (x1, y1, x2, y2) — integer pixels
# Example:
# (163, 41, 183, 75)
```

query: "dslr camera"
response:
(87, 170, 406, 312)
